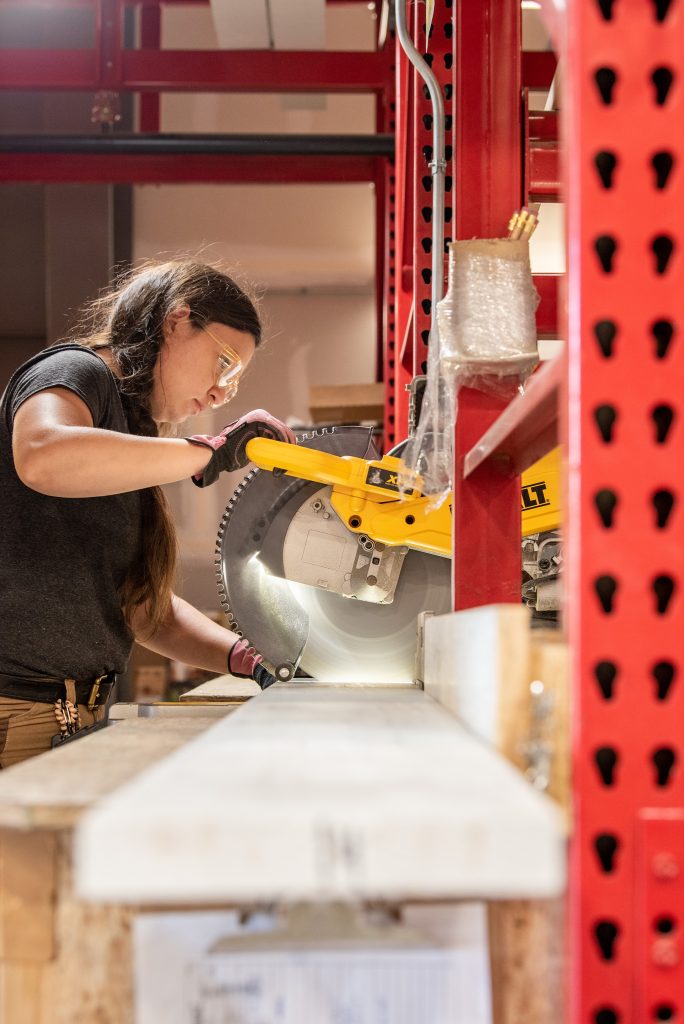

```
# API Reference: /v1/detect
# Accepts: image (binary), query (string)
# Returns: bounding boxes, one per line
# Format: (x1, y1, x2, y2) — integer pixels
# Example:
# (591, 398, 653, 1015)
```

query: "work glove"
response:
(186, 409, 296, 488)
(228, 637, 276, 690)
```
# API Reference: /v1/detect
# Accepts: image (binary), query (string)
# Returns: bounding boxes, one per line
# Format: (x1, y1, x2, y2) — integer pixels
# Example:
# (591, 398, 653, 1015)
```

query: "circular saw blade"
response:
(286, 549, 451, 682)
(216, 426, 380, 677)
(215, 425, 452, 682)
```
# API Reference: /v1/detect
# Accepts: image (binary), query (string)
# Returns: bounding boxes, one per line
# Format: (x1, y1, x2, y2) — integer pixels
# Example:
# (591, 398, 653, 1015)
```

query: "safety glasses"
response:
(203, 324, 244, 399)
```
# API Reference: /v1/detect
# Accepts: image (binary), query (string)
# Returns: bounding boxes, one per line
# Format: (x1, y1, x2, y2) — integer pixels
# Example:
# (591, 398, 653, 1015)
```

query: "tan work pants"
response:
(0, 693, 105, 768)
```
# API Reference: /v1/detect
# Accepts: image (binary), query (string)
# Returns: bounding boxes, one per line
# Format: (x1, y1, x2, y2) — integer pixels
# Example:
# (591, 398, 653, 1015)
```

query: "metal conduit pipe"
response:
(394, 0, 446, 323)
(0, 133, 394, 157)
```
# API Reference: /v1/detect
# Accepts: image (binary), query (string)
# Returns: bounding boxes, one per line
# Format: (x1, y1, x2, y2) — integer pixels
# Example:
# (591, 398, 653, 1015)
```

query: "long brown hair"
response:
(67, 259, 262, 634)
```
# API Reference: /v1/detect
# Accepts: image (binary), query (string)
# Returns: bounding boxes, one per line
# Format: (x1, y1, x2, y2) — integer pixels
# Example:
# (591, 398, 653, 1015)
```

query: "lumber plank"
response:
(0, 962, 43, 1024)
(75, 685, 565, 904)
(0, 829, 56, 962)
(179, 674, 262, 701)
(0, 716, 218, 829)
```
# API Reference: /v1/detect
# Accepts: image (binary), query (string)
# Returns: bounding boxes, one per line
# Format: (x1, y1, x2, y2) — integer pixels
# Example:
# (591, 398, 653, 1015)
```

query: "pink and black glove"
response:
(228, 637, 276, 690)
(186, 409, 296, 488)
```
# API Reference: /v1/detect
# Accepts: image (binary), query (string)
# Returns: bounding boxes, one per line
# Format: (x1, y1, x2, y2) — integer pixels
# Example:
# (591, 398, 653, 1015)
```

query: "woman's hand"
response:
(228, 637, 277, 689)
(186, 409, 296, 487)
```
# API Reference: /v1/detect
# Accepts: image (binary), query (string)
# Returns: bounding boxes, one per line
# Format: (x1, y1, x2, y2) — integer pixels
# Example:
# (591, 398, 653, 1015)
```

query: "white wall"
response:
(132, 4, 380, 609)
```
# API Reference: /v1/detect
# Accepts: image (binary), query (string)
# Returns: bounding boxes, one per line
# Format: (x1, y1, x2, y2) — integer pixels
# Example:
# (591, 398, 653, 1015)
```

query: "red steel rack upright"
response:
(561, 1, 684, 1021)
(401, 0, 684, 1018)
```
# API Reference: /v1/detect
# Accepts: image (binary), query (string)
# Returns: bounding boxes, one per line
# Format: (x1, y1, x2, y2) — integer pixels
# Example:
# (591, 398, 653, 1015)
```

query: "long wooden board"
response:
(75, 684, 565, 904)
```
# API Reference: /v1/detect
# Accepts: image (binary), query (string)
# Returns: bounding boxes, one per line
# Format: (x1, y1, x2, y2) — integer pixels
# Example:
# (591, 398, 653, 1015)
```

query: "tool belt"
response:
(0, 671, 116, 711)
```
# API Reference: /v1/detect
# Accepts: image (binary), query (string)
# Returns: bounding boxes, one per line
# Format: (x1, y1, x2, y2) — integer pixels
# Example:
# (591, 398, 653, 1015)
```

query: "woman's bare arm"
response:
(12, 388, 211, 497)
(132, 593, 238, 674)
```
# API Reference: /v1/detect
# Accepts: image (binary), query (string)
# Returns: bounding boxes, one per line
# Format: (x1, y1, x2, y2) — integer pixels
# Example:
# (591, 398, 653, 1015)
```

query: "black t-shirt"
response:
(0, 345, 142, 679)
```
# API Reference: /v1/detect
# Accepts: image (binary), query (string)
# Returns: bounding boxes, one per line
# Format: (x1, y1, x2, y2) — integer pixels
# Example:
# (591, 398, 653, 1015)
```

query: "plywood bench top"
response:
(0, 713, 221, 829)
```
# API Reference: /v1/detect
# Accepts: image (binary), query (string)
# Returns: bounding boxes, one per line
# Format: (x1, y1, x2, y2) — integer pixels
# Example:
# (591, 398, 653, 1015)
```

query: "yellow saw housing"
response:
(246, 438, 561, 557)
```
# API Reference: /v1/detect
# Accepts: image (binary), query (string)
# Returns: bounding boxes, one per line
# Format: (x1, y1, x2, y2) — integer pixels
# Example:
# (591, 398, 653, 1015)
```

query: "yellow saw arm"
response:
(245, 438, 561, 558)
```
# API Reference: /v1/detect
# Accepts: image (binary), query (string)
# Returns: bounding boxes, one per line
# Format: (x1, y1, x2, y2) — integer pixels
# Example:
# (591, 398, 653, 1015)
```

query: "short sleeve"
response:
(8, 347, 115, 428)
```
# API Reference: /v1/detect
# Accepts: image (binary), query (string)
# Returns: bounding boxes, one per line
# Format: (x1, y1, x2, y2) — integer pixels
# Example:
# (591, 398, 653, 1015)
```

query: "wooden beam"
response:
(75, 685, 565, 904)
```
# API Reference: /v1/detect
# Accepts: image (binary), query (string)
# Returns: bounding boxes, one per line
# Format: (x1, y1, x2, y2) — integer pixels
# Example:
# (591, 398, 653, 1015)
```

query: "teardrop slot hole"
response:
(651, 0, 674, 23)
(595, 235, 618, 272)
(594, 920, 620, 960)
(595, 151, 618, 188)
(595, 747, 618, 786)
(594, 320, 617, 357)
(652, 404, 674, 443)
(594, 833, 619, 873)
(594, 404, 617, 443)
(595, 67, 618, 104)
(594, 1011, 619, 1024)
(594, 489, 618, 527)
(651, 320, 674, 359)
(595, 575, 618, 613)
(652, 661, 676, 701)
(596, 0, 617, 17)
(594, 661, 618, 700)
(652, 151, 674, 189)
(652, 66, 674, 106)
(653, 747, 676, 787)
(652, 489, 675, 528)
(653, 574, 675, 614)
(652, 234, 674, 274)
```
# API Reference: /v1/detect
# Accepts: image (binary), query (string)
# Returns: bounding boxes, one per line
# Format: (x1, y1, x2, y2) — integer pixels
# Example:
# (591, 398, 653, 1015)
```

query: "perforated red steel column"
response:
(411, 0, 454, 384)
(378, 45, 400, 450)
(393, 38, 414, 445)
(564, 2, 684, 1021)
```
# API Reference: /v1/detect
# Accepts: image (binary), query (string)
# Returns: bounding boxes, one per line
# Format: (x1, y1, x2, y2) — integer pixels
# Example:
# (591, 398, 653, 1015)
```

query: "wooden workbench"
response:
(0, 707, 231, 1024)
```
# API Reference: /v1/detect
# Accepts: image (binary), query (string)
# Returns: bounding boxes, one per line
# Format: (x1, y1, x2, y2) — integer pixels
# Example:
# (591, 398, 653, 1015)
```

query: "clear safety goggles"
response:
(203, 324, 244, 400)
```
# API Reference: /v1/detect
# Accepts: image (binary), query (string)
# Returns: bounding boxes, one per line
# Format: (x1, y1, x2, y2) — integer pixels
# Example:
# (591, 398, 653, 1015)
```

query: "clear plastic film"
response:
(401, 238, 540, 502)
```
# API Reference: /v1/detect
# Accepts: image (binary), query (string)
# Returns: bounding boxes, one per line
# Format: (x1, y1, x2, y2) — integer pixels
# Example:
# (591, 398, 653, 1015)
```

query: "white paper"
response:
(134, 906, 491, 1024)
(185, 948, 479, 1023)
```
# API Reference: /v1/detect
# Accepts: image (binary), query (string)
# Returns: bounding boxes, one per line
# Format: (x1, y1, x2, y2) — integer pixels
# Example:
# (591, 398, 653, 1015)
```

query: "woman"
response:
(0, 258, 296, 767)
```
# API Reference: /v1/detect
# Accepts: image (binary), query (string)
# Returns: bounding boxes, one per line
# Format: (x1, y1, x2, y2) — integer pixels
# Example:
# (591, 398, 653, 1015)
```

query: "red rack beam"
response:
(0, 153, 382, 184)
(0, 50, 388, 93)
(521, 50, 557, 90)
(139, 1, 161, 132)
(463, 355, 561, 479)
(529, 110, 559, 141)
(529, 141, 560, 199)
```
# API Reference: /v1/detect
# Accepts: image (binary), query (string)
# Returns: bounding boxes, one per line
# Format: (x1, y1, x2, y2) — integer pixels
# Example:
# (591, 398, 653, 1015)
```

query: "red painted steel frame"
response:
(139, 2, 161, 132)
(451, 0, 523, 610)
(0, 153, 383, 185)
(564, 2, 684, 1021)
(411, 0, 454, 389)
(375, 42, 397, 411)
(388, 37, 413, 448)
(0, 49, 388, 93)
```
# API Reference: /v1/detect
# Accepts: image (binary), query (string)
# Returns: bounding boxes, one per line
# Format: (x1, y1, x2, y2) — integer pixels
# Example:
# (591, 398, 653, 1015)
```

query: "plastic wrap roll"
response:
(401, 237, 540, 500)
(438, 237, 539, 379)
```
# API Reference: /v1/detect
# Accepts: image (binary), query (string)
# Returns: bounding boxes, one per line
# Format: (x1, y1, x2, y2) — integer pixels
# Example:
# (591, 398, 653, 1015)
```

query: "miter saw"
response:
(215, 425, 561, 684)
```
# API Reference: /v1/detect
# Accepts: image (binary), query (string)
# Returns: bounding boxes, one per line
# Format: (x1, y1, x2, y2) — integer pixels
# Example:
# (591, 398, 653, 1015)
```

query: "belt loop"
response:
(64, 678, 77, 706)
